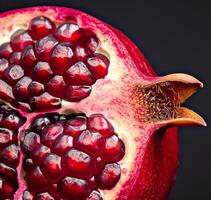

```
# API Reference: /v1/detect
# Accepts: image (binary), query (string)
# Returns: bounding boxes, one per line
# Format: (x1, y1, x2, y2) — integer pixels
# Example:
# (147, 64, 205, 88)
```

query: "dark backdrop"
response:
(0, 1, 210, 199)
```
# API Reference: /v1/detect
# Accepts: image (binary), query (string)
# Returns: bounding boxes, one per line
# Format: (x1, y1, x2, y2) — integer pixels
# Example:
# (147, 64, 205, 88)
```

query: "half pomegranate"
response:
(0, 6, 206, 200)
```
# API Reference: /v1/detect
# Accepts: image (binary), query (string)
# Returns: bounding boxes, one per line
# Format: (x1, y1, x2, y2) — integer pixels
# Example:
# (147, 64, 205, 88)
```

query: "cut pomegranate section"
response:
(0, 6, 206, 200)
(20, 112, 125, 199)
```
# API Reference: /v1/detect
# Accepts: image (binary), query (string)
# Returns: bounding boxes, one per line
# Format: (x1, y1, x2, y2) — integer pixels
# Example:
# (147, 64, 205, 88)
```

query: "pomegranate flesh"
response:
(0, 6, 206, 200)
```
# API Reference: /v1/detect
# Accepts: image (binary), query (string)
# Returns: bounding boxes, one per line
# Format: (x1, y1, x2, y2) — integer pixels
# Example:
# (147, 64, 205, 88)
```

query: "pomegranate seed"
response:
(64, 85, 92, 102)
(23, 158, 35, 171)
(30, 92, 61, 111)
(50, 43, 75, 74)
(0, 144, 19, 168)
(88, 114, 114, 137)
(13, 76, 32, 101)
(21, 45, 37, 73)
(87, 190, 103, 200)
(0, 58, 9, 78)
(9, 51, 21, 65)
(64, 116, 87, 137)
(31, 116, 51, 133)
(0, 178, 15, 198)
(64, 62, 95, 85)
(35, 36, 58, 61)
(87, 54, 109, 79)
(33, 62, 53, 83)
(10, 30, 33, 51)
(41, 122, 64, 147)
(29, 16, 55, 40)
(46, 75, 66, 98)
(0, 43, 13, 59)
(31, 144, 50, 165)
(52, 135, 73, 156)
(4, 64, 24, 85)
(25, 166, 48, 192)
(0, 162, 16, 181)
(86, 36, 99, 53)
(95, 163, 121, 190)
(102, 135, 125, 162)
(0, 128, 13, 147)
(75, 45, 89, 61)
(0, 80, 14, 102)
(0, 114, 22, 130)
(57, 176, 90, 200)
(36, 192, 55, 200)
(62, 148, 96, 179)
(41, 153, 62, 182)
(74, 130, 105, 157)
(23, 190, 34, 200)
(22, 131, 41, 153)
(28, 81, 44, 96)
(54, 23, 83, 43)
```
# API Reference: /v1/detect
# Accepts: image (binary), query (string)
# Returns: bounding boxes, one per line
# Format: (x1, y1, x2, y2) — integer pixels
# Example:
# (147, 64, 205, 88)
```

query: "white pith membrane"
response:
(0, 7, 206, 200)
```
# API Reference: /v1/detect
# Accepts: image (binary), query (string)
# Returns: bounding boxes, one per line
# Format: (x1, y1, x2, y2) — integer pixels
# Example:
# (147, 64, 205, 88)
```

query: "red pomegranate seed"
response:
(41, 153, 62, 182)
(0, 58, 9, 78)
(0, 128, 13, 147)
(29, 16, 55, 40)
(35, 35, 58, 61)
(0, 178, 15, 198)
(21, 45, 37, 73)
(23, 158, 35, 171)
(87, 190, 103, 200)
(33, 62, 53, 83)
(28, 81, 44, 96)
(41, 122, 64, 147)
(25, 166, 48, 192)
(64, 85, 92, 102)
(62, 148, 96, 179)
(46, 75, 66, 98)
(86, 36, 99, 53)
(30, 92, 61, 111)
(0, 114, 22, 130)
(0, 43, 13, 59)
(31, 116, 51, 133)
(74, 130, 105, 157)
(57, 176, 90, 200)
(54, 23, 83, 43)
(75, 46, 89, 61)
(52, 135, 73, 155)
(50, 43, 75, 74)
(64, 116, 87, 137)
(36, 192, 55, 200)
(10, 30, 33, 51)
(9, 51, 21, 65)
(31, 144, 50, 165)
(0, 144, 19, 168)
(102, 135, 125, 162)
(64, 62, 95, 85)
(88, 114, 114, 137)
(95, 163, 121, 190)
(4, 64, 24, 85)
(0, 80, 14, 102)
(0, 162, 16, 181)
(22, 131, 41, 153)
(87, 54, 109, 79)
(13, 76, 32, 101)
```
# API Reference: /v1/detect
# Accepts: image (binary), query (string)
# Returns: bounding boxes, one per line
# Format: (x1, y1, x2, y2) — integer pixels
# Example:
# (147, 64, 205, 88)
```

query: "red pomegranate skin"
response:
(0, 6, 205, 200)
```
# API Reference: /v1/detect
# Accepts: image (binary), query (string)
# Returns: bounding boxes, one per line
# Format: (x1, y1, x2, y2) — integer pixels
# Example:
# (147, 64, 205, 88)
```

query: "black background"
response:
(0, 1, 210, 199)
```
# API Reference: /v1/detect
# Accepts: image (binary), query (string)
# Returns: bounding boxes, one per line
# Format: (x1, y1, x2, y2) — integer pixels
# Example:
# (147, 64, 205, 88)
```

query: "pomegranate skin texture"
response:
(0, 6, 206, 200)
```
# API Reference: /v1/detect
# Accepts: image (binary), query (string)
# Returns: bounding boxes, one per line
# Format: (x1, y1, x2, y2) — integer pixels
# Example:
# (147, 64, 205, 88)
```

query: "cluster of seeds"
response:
(21, 113, 125, 200)
(0, 16, 110, 111)
(0, 102, 26, 199)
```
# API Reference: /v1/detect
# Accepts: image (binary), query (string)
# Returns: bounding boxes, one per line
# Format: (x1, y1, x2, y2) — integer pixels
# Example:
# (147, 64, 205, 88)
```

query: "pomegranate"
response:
(0, 6, 206, 200)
